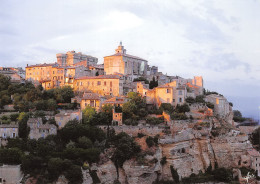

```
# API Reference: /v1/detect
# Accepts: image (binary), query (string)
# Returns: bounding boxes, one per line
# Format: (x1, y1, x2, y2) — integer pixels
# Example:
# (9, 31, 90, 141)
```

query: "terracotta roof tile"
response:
(82, 93, 100, 100)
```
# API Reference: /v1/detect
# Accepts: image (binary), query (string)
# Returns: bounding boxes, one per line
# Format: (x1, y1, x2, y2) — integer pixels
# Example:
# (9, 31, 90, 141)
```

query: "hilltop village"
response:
(0, 43, 259, 184)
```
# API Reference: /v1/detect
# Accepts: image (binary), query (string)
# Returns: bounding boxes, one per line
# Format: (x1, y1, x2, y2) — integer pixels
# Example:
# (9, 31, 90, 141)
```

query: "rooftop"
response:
(82, 92, 101, 100)
(104, 52, 147, 61)
(248, 149, 260, 157)
(75, 75, 120, 80)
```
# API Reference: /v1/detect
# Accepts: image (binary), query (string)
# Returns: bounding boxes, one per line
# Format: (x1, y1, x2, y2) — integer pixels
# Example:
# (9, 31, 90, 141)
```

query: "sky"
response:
(0, 0, 259, 120)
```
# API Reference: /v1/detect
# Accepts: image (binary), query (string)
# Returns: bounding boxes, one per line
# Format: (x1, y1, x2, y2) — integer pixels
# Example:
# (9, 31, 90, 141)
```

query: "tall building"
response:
(56, 51, 98, 67)
(104, 42, 148, 80)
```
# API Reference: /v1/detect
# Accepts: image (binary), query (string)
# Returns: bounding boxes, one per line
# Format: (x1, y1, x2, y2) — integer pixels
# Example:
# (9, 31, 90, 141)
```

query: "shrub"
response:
(160, 103, 174, 113)
(185, 97, 195, 103)
(160, 156, 167, 165)
(146, 136, 155, 147)
(170, 166, 179, 183)
(175, 103, 190, 113)
(206, 102, 214, 109)
(137, 133, 145, 138)
(146, 117, 164, 125)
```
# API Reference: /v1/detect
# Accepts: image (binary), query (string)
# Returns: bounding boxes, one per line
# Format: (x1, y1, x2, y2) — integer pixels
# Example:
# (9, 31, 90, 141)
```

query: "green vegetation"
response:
(149, 76, 158, 89)
(122, 92, 147, 122)
(170, 166, 179, 183)
(111, 132, 141, 167)
(182, 167, 235, 183)
(233, 110, 246, 122)
(250, 127, 260, 149)
(145, 136, 159, 147)
(133, 76, 149, 84)
(0, 74, 75, 112)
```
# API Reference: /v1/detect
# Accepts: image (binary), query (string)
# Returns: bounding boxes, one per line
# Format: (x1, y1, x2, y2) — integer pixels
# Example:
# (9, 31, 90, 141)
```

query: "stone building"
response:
(112, 109, 123, 126)
(102, 96, 128, 108)
(138, 81, 187, 108)
(0, 165, 23, 184)
(79, 92, 103, 112)
(104, 42, 148, 80)
(55, 110, 82, 129)
(27, 118, 57, 140)
(0, 124, 18, 139)
(248, 149, 260, 176)
(0, 67, 25, 83)
(74, 75, 123, 96)
(56, 51, 98, 67)
(25, 63, 65, 89)
(205, 94, 232, 118)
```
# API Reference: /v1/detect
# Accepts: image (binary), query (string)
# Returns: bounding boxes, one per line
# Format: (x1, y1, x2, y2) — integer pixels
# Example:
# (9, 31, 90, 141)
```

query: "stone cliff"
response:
(88, 117, 253, 184)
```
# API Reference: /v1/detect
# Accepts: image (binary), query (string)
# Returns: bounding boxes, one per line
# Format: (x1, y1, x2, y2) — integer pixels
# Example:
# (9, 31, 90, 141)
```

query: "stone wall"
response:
(99, 125, 165, 137)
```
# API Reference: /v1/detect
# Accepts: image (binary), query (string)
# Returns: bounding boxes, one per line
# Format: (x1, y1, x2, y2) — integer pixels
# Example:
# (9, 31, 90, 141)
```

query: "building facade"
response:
(56, 51, 98, 67)
(74, 75, 123, 96)
(0, 125, 18, 139)
(104, 42, 148, 79)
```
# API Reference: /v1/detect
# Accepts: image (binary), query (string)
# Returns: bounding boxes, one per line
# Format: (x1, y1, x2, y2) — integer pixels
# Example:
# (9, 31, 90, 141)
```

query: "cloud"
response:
(0, 0, 259, 119)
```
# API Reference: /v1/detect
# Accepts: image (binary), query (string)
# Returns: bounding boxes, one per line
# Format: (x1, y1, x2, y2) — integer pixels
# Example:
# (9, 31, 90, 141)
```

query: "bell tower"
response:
(115, 41, 126, 54)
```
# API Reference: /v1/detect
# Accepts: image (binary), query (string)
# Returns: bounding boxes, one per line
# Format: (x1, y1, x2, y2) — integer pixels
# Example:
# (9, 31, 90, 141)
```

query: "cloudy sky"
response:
(0, 0, 259, 119)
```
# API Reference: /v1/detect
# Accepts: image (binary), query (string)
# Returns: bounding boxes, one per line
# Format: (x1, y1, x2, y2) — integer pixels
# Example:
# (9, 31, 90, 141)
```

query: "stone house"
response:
(55, 110, 82, 129)
(27, 118, 57, 140)
(205, 94, 232, 118)
(78, 92, 103, 112)
(102, 96, 128, 108)
(112, 109, 123, 126)
(56, 50, 98, 67)
(104, 42, 148, 80)
(0, 165, 23, 184)
(0, 124, 18, 139)
(138, 81, 187, 108)
(74, 75, 123, 96)
(248, 149, 260, 176)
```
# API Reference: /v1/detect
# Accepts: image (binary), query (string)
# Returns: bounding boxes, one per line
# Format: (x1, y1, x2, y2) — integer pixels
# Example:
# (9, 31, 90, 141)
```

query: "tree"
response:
(159, 103, 174, 113)
(64, 165, 83, 184)
(78, 136, 93, 149)
(82, 106, 96, 122)
(0, 148, 23, 164)
(0, 74, 11, 91)
(95, 71, 99, 76)
(47, 158, 64, 180)
(111, 132, 141, 167)
(250, 127, 260, 148)
(185, 97, 195, 103)
(175, 103, 190, 113)
(149, 76, 158, 89)
(47, 99, 57, 111)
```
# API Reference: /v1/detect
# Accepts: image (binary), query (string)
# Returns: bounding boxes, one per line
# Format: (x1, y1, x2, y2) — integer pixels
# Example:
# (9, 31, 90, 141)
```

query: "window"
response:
(166, 89, 170, 93)
(110, 81, 112, 87)
(178, 90, 183, 95)
(90, 100, 95, 107)
(80, 82, 83, 86)
(53, 71, 55, 74)
(13, 133, 16, 138)
(88, 82, 90, 86)
(104, 81, 106, 86)
(97, 81, 101, 85)
(179, 98, 182, 103)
